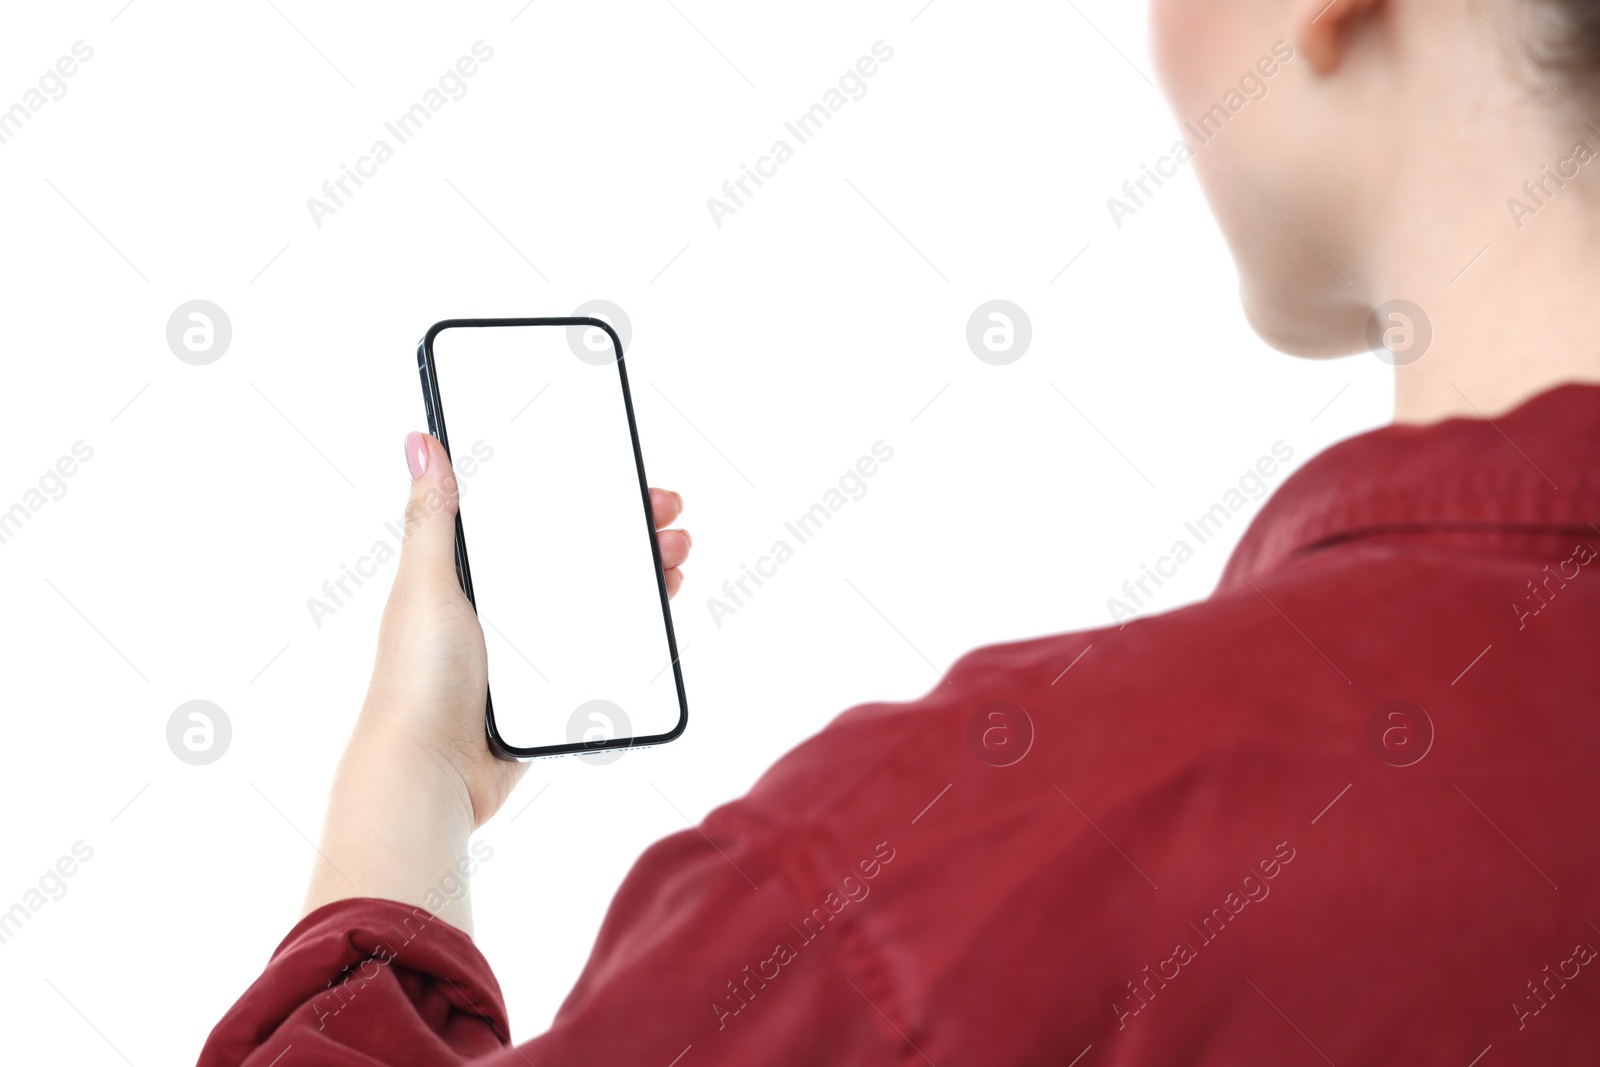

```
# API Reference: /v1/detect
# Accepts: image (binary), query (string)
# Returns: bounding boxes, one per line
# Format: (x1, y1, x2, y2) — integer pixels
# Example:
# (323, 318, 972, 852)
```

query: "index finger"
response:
(649, 488, 683, 528)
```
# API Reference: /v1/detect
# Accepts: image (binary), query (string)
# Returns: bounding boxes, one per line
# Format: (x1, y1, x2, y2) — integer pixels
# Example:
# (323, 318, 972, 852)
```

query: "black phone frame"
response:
(417, 317, 688, 762)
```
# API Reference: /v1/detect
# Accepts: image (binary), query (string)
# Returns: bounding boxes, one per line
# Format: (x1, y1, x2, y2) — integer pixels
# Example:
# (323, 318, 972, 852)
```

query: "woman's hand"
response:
(302, 431, 691, 931)
(365, 432, 690, 828)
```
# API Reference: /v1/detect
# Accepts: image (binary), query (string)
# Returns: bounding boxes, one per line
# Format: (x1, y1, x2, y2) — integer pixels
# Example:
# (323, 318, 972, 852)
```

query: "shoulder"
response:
(707, 538, 1522, 866)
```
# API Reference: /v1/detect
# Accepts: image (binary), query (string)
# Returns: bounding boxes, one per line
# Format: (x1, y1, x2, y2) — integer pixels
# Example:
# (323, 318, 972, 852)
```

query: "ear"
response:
(1294, 0, 1386, 75)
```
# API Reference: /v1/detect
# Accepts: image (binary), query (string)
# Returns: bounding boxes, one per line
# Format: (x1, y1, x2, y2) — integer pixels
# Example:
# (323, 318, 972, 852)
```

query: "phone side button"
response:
(419, 367, 436, 431)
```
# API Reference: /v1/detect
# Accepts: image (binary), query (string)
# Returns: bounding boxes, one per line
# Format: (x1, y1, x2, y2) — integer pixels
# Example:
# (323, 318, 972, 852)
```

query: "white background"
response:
(0, 1, 1389, 1062)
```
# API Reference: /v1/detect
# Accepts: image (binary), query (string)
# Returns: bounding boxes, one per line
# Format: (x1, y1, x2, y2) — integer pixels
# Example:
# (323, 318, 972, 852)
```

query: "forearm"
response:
(302, 714, 480, 935)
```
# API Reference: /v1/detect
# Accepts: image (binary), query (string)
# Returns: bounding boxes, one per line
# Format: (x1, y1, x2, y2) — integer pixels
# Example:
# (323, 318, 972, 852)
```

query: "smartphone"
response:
(417, 317, 687, 761)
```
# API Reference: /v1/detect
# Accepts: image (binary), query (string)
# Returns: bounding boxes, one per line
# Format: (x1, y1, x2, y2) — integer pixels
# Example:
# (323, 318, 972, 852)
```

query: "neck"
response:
(1374, 129, 1600, 424)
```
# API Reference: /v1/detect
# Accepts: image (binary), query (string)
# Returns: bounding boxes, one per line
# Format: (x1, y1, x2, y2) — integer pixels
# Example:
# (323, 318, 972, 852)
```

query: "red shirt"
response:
(202, 383, 1600, 1065)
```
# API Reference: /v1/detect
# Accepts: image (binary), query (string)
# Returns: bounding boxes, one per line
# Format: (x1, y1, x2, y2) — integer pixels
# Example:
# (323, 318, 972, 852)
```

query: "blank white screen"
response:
(429, 322, 683, 755)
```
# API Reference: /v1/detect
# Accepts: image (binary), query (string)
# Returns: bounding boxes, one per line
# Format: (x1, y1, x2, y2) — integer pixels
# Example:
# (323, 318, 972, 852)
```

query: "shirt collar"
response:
(1216, 382, 1600, 595)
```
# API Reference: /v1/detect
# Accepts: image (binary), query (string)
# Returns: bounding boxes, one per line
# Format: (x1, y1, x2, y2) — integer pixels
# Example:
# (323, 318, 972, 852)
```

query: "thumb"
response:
(398, 431, 462, 588)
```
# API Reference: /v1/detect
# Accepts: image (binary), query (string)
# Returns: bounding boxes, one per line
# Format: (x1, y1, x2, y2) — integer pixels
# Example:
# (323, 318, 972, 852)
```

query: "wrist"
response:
(346, 714, 478, 834)
(302, 718, 480, 932)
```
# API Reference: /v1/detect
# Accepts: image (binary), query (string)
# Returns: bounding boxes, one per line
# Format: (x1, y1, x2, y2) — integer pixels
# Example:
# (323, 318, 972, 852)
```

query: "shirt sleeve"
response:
(199, 819, 900, 1066)
(197, 896, 510, 1067)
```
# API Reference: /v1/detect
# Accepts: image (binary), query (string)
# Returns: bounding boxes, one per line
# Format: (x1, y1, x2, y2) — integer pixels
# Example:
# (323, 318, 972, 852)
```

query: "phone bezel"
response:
(417, 317, 688, 761)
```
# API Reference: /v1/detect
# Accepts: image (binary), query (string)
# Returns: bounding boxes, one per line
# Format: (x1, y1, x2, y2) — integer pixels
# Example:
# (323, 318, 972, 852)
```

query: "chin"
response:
(1239, 280, 1371, 361)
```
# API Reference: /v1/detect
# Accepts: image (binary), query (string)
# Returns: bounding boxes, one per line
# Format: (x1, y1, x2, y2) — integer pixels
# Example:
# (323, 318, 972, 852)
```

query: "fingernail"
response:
(683, 530, 692, 549)
(672, 491, 684, 511)
(405, 431, 430, 481)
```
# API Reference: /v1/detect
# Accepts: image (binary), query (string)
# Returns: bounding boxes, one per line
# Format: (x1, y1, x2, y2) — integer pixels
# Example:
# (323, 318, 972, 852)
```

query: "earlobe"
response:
(1293, 0, 1383, 76)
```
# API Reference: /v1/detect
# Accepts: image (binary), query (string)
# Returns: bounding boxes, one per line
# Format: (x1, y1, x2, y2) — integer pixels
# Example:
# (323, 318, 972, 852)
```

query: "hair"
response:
(1535, 0, 1600, 102)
